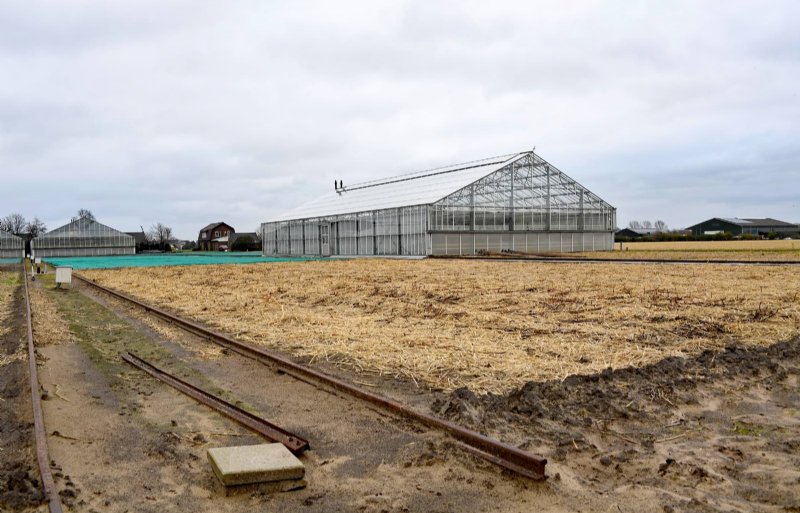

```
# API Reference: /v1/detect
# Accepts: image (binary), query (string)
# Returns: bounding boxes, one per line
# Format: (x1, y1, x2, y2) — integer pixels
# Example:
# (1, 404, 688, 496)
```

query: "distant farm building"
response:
(0, 229, 23, 260)
(615, 228, 658, 239)
(261, 151, 616, 257)
(198, 222, 235, 251)
(230, 232, 261, 251)
(687, 218, 799, 237)
(31, 218, 135, 257)
(125, 231, 148, 247)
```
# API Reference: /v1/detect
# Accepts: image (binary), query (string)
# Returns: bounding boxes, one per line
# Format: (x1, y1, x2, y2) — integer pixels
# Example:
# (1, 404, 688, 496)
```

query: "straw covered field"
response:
(82, 260, 800, 394)
(581, 239, 800, 261)
(620, 240, 799, 251)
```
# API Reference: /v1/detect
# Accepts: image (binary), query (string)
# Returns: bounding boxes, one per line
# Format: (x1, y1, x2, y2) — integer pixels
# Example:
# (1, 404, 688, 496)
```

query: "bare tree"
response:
(71, 209, 95, 222)
(641, 220, 653, 229)
(149, 223, 173, 245)
(653, 220, 668, 232)
(26, 217, 47, 238)
(628, 220, 642, 229)
(1, 213, 27, 235)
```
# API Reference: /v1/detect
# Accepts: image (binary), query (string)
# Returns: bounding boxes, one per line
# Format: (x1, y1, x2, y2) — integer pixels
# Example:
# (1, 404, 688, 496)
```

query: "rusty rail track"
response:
(122, 351, 309, 454)
(22, 265, 64, 513)
(75, 274, 547, 480)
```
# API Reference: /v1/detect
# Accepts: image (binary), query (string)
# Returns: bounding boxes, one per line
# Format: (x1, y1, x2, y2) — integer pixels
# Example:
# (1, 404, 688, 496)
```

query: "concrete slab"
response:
(207, 443, 305, 487)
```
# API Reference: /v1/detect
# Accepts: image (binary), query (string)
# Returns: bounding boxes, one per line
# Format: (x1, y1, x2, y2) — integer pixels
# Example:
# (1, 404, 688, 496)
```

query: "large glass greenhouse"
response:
(31, 218, 135, 257)
(262, 151, 616, 257)
(0, 229, 23, 261)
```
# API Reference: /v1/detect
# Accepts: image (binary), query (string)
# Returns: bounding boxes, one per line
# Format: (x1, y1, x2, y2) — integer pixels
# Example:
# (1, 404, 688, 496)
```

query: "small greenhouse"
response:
(262, 151, 616, 257)
(0, 229, 23, 261)
(31, 218, 135, 257)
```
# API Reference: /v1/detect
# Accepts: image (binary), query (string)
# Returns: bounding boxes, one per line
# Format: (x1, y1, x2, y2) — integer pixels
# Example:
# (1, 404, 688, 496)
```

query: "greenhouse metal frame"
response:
(0, 229, 23, 260)
(262, 151, 616, 257)
(31, 218, 136, 257)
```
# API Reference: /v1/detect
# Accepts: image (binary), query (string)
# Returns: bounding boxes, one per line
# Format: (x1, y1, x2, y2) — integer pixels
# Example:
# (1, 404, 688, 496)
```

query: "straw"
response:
(28, 283, 74, 346)
(83, 260, 800, 394)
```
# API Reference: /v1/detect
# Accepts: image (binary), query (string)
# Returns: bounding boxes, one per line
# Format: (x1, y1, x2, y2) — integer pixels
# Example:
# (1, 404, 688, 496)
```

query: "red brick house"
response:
(198, 222, 235, 251)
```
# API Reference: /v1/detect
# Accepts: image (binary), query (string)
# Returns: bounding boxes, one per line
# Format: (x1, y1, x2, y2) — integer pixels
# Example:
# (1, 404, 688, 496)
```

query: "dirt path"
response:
(33, 274, 579, 512)
(0, 267, 46, 512)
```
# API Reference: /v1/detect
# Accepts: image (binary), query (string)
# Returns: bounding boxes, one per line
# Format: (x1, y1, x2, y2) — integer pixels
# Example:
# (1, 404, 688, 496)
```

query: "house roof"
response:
(696, 217, 798, 228)
(616, 228, 658, 235)
(272, 152, 529, 222)
(741, 218, 798, 227)
(199, 222, 233, 233)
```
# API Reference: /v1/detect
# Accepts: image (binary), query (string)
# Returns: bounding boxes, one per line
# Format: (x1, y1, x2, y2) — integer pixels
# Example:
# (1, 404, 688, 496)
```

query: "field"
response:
(581, 239, 800, 261)
(83, 259, 800, 394)
(620, 240, 799, 251)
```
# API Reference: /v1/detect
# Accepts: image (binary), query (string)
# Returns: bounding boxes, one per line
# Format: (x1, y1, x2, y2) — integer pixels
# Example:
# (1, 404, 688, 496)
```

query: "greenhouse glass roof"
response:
(274, 152, 528, 221)
(0, 229, 22, 242)
(35, 218, 134, 241)
(34, 218, 135, 248)
(0, 229, 23, 260)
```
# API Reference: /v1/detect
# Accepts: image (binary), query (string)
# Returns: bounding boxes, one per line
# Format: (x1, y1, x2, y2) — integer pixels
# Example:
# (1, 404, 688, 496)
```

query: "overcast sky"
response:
(1, 1, 798, 239)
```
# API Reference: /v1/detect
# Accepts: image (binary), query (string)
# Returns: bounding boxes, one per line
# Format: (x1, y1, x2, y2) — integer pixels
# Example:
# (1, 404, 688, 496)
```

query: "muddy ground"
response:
(17, 267, 800, 512)
(0, 268, 46, 513)
(434, 340, 800, 512)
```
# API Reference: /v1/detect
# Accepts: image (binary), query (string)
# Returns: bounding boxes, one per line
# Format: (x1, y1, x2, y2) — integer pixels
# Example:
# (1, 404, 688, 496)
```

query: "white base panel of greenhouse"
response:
(430, 231, 613, 255)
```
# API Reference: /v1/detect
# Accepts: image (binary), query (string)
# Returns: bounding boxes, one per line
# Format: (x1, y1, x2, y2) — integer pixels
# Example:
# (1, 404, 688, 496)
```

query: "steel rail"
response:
(122, 352, 309, 454)
(22, 265, 64, 513)
(75, 274, 547, 481)
(430, 255, 800, 266)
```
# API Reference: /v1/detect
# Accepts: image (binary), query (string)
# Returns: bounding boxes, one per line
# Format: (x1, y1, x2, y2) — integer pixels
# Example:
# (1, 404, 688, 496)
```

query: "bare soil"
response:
(434, 339, 800, 512)
(0, 268, 46, 512)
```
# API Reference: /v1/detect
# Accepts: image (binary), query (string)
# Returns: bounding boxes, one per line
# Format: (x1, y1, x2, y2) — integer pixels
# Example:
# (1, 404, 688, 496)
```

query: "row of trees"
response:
(1, 209, 98, 240)
(0, 213, 47, 238)
(628, 220, 668, 232)
(134, 222, 175, 252)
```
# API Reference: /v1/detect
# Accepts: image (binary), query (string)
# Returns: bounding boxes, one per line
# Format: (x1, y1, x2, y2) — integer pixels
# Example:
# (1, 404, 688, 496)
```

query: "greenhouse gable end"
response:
(31, 218, 136, 258)
(0, 229, 24, 260)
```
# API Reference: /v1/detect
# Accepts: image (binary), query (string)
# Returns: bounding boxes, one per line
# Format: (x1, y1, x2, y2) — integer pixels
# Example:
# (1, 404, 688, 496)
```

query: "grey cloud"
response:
(1, 1, 799, 238)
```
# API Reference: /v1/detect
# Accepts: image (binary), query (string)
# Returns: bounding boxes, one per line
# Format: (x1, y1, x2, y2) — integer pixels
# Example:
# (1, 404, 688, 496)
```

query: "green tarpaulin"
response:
(43, 253, 316, 270)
